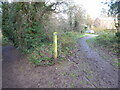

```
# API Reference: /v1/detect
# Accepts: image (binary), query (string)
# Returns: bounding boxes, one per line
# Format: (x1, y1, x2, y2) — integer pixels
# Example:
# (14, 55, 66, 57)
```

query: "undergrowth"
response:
(28, 32, 85, 66)
(2, 35, 13, 46)
(95, 32, 119, 55)
(87, 32, 118, 53)
(2, 29, 85, 66)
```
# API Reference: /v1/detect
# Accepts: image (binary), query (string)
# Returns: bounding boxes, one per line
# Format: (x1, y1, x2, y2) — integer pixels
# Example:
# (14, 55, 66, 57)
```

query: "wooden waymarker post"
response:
(53, 32, 57, 60)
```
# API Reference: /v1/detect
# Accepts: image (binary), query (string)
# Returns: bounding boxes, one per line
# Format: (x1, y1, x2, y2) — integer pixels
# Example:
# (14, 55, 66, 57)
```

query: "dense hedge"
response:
(2, 2, 53, 52)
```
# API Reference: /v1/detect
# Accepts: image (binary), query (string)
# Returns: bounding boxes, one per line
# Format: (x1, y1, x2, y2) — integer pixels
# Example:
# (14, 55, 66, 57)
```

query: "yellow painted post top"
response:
(53, 32, 57, 60)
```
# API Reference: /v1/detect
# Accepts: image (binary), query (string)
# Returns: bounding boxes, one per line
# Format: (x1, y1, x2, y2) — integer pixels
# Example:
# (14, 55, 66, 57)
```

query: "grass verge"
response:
(28, 32, 86, 66)
(86, 32, 119, 69)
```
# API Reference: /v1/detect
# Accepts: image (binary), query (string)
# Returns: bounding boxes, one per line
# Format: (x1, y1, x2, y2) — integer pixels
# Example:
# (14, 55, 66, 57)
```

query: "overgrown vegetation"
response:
(28, 32, 85, 66)
(2, 1, 86, 66)
(87, 32, 118, 53)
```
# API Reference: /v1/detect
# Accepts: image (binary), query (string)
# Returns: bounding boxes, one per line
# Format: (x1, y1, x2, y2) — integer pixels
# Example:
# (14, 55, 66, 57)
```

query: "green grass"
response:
(65, 32, 86, 39)
(87, 32, 119, 68)
(87, 32, 118, 52)
(79, 34, 86, 38)
(69, 72, 77, 79)
(112, 58, 120, 69)
(94, 33, 118, 55)
(57, 32, 86, 62)
(27, 32, 86, 66)
(48, 81, 54, 86)
(86, 37, 96, 48)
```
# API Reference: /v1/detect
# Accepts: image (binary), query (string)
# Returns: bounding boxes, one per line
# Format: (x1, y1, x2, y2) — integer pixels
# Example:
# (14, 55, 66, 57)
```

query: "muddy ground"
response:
(2, 34, 119, 88)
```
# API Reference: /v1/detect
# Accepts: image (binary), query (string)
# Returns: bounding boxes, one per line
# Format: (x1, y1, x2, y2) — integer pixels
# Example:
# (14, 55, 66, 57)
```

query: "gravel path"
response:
(2, 34, 119, 88)
(76, 34, 118, 88)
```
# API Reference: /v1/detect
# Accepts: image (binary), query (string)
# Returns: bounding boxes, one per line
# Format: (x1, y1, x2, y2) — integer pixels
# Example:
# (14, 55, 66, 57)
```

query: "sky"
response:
(74, 0, 109, 19)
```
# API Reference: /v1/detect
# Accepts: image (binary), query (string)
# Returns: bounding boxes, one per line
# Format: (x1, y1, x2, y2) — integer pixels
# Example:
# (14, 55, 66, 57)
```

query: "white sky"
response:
(74, 0, 109, 19)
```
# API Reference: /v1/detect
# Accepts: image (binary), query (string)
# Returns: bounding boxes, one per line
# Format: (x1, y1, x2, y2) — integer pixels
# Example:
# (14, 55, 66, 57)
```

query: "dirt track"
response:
(2, 34, 118, 88)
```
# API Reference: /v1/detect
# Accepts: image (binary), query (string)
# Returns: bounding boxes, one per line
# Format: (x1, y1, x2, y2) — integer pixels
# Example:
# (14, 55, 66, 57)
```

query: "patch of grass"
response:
(102, 56, 109, 60)
(84, 69, 93, 74)
(48, 81, 54, 86)
(86, 75, 93, 79)
(75, 34, 86, 38)
(70, 83, 75, 88)
(87, 32, 117, 50)
(86, 37, 96, 48)
(69, 72, 77, 79)
(61, 72, 67, 76)
(58, 32, 86, 61)
(87, 32, 118, 55)
(79, 80, 83, 85)
(112, 58, 120, 69)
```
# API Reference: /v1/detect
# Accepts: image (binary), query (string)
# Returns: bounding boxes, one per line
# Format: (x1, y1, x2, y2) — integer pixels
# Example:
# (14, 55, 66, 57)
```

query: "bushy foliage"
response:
(96, 33, 116, 44)
(2, 2, 85, 66)
(94, 33, 119, 54)
(2, 2, 52, 52)
(2, 2, 56, 66)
